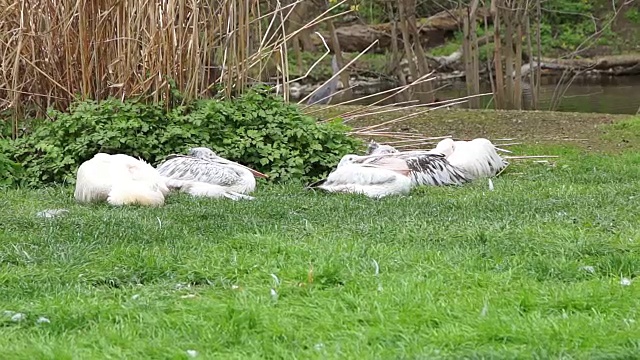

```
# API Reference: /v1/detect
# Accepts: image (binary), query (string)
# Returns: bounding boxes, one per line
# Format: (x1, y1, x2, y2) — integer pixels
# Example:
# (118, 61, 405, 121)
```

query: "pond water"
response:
(340, 75, 640, 115)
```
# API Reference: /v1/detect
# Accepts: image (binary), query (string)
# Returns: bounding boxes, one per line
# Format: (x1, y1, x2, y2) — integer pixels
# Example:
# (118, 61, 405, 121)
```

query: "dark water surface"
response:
(340, 75, 640, 115)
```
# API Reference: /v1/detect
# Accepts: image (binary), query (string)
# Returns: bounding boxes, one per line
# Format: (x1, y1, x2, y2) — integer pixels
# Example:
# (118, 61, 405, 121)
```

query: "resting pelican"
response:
(308, 158, 412, 198)
(429, 138, 508, 179)
(156, 147, 268, 200)
(74, 153, 170, 206)
(365, 140, 399, 155)
(338, 151, 470, 187)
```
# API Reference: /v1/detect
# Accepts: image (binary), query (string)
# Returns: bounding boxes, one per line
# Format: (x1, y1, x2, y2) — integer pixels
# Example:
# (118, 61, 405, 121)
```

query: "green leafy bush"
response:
(0, 139, 22, 188)
(11, 99, 182, 185)
(182, 88, 362, 182)
(10, 87, 362, 186)
(624, 8, 640, 24)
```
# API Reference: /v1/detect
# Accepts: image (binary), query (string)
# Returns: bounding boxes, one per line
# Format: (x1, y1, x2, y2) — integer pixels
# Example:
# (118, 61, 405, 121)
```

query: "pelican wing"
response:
(349, 152, 468, 186)
(156, 156, 242, 187)
(308, 164, 406, 189)
(313, 164, 412, 198)
(328, 165, 406, 186)
(161, 154, 186, 161)
(448, 139, 509, 179)
(401, 153, 470, 186)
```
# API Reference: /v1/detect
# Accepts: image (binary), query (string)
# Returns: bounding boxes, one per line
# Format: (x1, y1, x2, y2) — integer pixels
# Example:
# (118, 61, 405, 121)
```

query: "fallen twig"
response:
(504, 155, 559, 159)
(494, 142, 523, 147)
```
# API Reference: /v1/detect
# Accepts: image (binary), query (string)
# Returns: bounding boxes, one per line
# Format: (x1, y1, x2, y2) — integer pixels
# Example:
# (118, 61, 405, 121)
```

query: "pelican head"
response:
(188, 146, 268, 179)
(366, 140, 380, 155)
(432, 138, 455, 157)
(366, 140, 398, 155)
(188, 147, 219, 160)
(337, 154, 363, 168)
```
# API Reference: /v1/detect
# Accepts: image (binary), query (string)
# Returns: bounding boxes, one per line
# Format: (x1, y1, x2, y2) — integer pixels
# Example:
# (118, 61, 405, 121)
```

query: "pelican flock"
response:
(72, 136, 509, 205)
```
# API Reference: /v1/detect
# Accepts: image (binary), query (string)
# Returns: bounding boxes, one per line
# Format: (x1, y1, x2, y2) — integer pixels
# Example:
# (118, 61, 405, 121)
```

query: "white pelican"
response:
(429, 138, 508, 179)
(156, 147, 268, 200)
(338, 151, 470, 187)
(308, 158, 413, 198)
(74, 153, 170, 206)
(365, 140, 399, 155)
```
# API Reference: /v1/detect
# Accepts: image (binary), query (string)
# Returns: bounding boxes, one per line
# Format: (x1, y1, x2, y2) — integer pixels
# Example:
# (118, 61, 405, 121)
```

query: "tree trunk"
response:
(309, 7, 493, 53)
(387, 2, 408, 102)
(326, 13, 352, 98)
(484, 9, 497, 108)
(397, 0, 419, 100)
(491, 0, 505, 109)
(535, 0, 542, 107)
(525, 12, 538, 109)
(504, 7, 515, 109)
(463, 0, 481, 108)
(513, 17, 524, 109)
(406, 0, 434, 103)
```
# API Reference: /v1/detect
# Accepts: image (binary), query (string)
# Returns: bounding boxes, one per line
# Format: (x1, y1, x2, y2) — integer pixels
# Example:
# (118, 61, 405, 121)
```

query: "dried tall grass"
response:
(1, 0, 489, 145)
(0, 0, 350, 137)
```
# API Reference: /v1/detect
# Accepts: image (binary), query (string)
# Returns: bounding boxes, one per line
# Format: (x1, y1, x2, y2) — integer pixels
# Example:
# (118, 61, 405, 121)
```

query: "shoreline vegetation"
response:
(2, 0, 640, 129)
(281, 19, 640, 87)
(272, 1, 640, 102)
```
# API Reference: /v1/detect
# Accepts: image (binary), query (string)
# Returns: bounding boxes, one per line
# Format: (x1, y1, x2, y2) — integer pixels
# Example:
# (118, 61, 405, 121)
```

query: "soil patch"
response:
(311, 106, 636, 152)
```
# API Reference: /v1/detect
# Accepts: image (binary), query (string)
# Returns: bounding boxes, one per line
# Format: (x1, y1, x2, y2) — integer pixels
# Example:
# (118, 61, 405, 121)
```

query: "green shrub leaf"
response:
(4, 88, 362, 186)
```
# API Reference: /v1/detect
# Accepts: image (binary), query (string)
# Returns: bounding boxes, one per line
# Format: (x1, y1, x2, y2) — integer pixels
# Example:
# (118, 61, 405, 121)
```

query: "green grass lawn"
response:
(1, 140, 639, 358)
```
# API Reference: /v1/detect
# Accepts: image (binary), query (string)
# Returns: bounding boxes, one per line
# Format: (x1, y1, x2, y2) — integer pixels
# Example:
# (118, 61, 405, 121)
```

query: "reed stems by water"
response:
(0, 0, 352, 133)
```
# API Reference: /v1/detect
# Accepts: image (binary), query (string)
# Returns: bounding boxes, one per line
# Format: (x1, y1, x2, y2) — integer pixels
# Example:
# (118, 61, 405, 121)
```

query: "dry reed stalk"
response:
(336, 73, 438, 118)
(350, 92, 492, 134)
(345, 102, 431, 119)
(493, 142, 523, 146)
(0, 0, 350, 136)
(363, 134, 434, 141)
(394, 141, 439, 149)
(250, 0, 350, 84)
(340, 100, 422, 117)
(303, 73, 438, 120)
(286, 31, 331, 84)
(297, 39, 380, 105)
(386, 136, 452, 144)
(504, 155, 559, 159)
(361, 132, 427, 139)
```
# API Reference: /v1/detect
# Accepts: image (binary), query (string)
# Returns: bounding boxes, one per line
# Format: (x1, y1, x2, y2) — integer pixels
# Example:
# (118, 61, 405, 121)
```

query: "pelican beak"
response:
(246, 166, 269, 179)
(212, 157, 269, 178)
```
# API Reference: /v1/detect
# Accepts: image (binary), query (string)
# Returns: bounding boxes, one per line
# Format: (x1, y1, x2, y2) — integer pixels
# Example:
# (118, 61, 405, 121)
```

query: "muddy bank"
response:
(311, 106, 637, 153)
